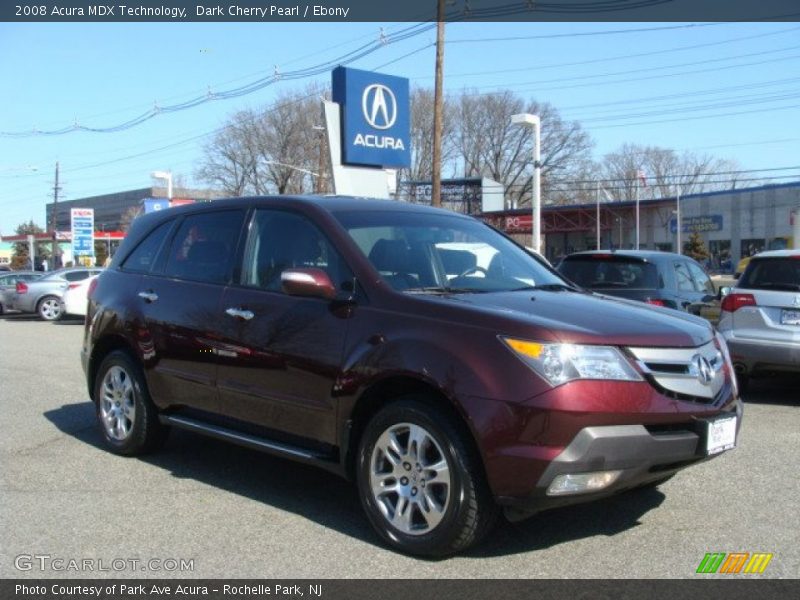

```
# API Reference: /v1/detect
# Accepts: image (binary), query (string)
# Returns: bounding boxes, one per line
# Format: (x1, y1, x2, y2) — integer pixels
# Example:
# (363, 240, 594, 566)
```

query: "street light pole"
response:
(596, 183, 601, 250)
(676, 191, 682, 254)
(511, 113, 542, 254)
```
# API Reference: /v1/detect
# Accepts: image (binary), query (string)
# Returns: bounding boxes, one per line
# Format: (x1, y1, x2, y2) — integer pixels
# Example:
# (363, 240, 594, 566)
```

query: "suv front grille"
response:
(627, 342, 725, 402)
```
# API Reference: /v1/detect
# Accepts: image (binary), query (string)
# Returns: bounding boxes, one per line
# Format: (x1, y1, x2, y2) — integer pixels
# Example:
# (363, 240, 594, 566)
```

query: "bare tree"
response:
(402, 87, 457, 183)
(599, 144, 747, 201)
(454, 90, 594, 208)
(197, 84, 328, 196)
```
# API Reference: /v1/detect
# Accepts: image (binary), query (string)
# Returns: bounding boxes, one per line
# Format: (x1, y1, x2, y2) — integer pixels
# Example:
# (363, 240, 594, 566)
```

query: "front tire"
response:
(357, 397, 498, 557)
(93, 350, 168, 455)
(38, 296, 63, 321)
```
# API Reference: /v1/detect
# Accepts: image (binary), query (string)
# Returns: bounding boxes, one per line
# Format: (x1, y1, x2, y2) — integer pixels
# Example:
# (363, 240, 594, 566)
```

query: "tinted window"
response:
(64, 270, 92, 282)
(336, 210, 562, 292)
(164, 211, 245, 284)
(674, 262, 695, 292)
(559, 257, 659, 289)
(240, 210, 352, 292)
(739, 257, 800, 291)
(686, 261, 715, 294)
(122, 220, 173, 273)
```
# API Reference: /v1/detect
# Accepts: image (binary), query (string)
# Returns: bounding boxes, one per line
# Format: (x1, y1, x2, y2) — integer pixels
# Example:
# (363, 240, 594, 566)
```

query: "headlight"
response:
(714, 331, 737, 396)
(501, 337, 642, 386)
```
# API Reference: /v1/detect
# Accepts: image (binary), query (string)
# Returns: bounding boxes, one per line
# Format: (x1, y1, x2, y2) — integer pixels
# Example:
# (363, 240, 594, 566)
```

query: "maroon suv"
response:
(82, 196, 741, 557)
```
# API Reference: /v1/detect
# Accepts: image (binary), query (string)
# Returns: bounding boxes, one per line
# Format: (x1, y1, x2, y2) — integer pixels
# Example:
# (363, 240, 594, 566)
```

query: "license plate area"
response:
(703, 415, 737, 455)
(780, 309, 800, 325)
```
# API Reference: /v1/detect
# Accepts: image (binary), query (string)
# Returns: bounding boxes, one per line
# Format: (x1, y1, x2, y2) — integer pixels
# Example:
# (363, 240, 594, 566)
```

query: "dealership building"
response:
(482, 181, 800, 268)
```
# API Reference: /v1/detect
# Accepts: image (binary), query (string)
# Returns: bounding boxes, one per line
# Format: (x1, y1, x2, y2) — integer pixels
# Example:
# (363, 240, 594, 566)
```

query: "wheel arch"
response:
(87, 335, 140, 401)
(343, 375, 488, 485)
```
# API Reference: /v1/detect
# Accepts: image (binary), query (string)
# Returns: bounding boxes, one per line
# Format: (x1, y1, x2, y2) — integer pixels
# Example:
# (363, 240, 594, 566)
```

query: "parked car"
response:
(557, 250, 722, 323)
(9, 267, 103, 321)
(83, 197, 741, 557)
(0, 271, 42, 315)
(61, 274, 99, 317)
(718, 249, 800, 391)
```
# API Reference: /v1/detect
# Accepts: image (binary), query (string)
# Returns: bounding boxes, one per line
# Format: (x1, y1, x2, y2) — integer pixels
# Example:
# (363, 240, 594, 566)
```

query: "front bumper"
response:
(495, 396, 743, 515)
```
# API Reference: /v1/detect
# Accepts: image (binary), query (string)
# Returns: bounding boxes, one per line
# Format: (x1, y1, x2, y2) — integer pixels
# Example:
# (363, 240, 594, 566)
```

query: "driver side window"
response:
(240, 210, 352, 293)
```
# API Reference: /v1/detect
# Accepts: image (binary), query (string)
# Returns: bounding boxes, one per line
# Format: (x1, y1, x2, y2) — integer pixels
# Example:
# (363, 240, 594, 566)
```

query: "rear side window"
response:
(559, 257, 660, 289)
(122, 221, 173, 274)
(686, 261, 715, 294)
(673, 262, 695, 292)
(164, 211, 245, 284)
(64, 271, 91, 282)
(739, 257, 800, 291)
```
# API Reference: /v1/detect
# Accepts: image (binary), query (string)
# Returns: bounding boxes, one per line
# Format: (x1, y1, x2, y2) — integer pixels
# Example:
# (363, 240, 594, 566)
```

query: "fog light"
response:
(546, 470, 622, 496)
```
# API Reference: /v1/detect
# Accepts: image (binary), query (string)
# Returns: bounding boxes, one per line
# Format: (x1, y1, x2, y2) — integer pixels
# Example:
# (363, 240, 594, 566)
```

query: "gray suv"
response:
(718, 249, 800, 390)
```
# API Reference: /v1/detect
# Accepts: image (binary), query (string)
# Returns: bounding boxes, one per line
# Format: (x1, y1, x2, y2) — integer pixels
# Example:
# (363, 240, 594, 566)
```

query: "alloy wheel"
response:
(369, 422, 452, 536)
(99, 365, 136, 441)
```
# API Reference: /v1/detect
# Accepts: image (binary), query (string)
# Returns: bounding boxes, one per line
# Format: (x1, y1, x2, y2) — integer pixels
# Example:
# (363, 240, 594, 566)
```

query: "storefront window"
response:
(740, 238, 765, 259)
(709, 240, 732, 272)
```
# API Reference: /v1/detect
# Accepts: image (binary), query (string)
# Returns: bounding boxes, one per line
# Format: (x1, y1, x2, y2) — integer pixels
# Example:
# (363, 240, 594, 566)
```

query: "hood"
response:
(439, 289, 713, 348)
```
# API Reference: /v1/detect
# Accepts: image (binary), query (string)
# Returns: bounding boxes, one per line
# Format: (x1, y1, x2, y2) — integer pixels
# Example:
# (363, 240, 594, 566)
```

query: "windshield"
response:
(558, 256, 661, 289)
(334, 210, 565, 293)
(739, 257, 800, 291)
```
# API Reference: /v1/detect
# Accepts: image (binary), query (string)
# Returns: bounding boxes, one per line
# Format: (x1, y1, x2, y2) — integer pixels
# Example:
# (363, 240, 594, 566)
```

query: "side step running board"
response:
(159, 414, 340, 473)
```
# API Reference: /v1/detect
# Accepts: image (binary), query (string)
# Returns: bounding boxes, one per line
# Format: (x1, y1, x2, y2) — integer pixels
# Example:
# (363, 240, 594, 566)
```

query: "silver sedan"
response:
(7, 267, 103, 320)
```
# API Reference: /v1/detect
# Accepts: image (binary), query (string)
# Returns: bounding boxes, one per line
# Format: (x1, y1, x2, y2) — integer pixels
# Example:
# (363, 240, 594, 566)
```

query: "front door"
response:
(215, 208, 355, 446)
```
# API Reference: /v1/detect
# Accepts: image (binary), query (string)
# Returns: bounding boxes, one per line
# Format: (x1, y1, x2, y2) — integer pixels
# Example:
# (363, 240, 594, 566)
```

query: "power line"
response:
(0, 23, 435, 138)
(432, 25, 800, 80)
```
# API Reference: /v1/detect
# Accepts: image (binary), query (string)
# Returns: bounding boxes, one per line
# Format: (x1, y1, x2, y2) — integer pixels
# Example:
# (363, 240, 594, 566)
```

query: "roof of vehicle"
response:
(561, 250, 691, 263)
(750, 249, 800, 258)
(151, 195, 472, 218)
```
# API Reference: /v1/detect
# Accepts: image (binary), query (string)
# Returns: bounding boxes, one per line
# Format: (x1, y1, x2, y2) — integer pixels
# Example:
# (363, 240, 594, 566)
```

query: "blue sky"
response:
(1, 21, 799, 234)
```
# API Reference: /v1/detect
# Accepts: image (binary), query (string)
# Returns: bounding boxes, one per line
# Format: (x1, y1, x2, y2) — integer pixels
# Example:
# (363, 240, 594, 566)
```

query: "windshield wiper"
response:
(511, 283, 580, 292)
(404, 286, 489, 294)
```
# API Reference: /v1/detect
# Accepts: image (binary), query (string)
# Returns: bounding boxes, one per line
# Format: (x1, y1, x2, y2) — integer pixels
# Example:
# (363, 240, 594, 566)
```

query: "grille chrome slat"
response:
(628, 341, 724, 400)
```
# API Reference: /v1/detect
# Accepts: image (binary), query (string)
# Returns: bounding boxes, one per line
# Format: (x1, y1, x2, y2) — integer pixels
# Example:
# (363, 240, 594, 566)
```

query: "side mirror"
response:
(733, 272, 741, 280)
(281, 268, 337, 300)
(717, 286, 732, 300)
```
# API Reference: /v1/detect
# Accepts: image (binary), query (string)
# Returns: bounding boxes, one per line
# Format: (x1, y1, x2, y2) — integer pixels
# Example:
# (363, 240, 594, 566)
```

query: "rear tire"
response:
(356, 397, 498, 557)
(37, 296, 63, 321)
(93, 350, 168, 456)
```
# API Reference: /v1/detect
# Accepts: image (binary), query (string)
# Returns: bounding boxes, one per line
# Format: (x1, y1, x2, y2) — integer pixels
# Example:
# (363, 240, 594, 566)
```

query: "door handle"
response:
(225, 307, 254, 321)
(137, 291, 158, 303)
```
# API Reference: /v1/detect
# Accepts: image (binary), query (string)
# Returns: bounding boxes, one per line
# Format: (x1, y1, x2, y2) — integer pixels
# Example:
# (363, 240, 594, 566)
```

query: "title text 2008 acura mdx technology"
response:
(82, 196, 742, 557)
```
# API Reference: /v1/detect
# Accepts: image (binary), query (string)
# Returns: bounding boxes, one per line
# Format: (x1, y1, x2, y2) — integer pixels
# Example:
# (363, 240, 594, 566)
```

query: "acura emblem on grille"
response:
(690, 354, 714, 386)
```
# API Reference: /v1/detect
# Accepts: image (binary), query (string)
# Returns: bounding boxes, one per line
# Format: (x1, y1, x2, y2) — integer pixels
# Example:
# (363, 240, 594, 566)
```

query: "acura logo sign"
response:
(362, 84, 397, 129)
(690, 354, 714, 386)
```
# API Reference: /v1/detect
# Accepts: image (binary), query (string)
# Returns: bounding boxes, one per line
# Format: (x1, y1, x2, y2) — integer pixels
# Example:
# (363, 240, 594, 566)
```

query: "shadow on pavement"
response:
(44, 401, 663, 559)
(741, 374, 799, 407)
(52, 315, 85, 325)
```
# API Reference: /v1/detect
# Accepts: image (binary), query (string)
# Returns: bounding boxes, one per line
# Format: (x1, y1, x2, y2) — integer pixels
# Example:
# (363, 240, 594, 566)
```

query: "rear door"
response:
(215, 208, 355, 446)
(136, 209, 247, 414)
(733, 256, 800, 345)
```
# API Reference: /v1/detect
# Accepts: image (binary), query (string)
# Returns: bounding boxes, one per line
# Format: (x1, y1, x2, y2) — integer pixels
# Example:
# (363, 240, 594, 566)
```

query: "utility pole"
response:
(431, 0, 446, 207)
(51, 161, 62, 268)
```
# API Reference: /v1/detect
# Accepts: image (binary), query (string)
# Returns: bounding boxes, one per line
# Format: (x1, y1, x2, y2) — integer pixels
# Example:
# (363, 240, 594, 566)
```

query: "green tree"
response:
(11, 221, 45, 270)
(683, 230, 710, 263)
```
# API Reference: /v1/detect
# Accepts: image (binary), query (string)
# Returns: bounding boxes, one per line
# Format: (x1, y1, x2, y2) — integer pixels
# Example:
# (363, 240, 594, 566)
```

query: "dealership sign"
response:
(332, 66, 410, 168)
(670, 214, 723, 234)
(70, 208, 95, 257)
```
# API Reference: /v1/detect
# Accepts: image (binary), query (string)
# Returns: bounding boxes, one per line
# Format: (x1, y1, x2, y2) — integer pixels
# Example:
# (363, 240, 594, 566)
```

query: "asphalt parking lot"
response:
(1, 315, 798, 579)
